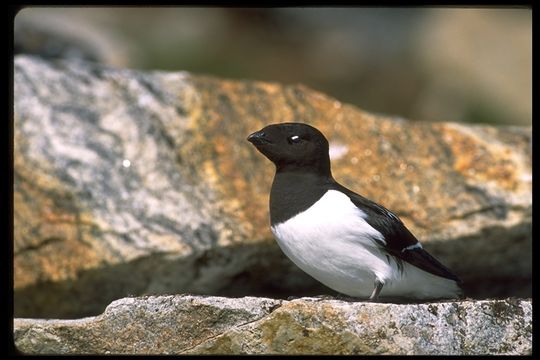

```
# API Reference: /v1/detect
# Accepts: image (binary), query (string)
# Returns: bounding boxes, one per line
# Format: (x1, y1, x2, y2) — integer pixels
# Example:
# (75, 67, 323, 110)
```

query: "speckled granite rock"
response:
(14, 55, 531, 318)
(13, 295, 532, 355)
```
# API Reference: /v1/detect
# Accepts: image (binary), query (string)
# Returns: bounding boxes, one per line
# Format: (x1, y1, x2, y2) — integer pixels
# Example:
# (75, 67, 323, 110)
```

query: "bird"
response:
(247, 122, 463, 301)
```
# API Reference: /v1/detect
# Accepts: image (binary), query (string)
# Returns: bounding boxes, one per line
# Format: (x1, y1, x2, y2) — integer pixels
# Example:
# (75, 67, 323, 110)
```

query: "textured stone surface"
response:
(13, 295, 532, 355)
(14, 55, 531, 318)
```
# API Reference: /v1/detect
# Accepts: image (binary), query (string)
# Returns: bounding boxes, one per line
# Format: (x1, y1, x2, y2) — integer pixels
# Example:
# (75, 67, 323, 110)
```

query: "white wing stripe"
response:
(401, 242, 423, 253)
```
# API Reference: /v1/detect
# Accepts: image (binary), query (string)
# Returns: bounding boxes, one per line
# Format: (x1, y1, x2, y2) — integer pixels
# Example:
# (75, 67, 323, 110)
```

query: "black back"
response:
(334, 183, 462, 283)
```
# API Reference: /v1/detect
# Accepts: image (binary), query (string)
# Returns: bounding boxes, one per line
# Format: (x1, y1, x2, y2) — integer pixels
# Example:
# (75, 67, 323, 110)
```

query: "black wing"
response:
(334, 184, 462, 283)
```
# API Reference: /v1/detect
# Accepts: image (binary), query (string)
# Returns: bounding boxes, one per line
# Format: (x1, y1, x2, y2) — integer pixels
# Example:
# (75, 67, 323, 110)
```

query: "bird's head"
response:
(247, 122, 331, 174)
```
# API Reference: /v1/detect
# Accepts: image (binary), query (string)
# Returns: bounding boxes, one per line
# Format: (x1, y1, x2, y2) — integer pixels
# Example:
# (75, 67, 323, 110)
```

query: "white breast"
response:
(271, 190, 461, 299)
(271, 190, 391, 297)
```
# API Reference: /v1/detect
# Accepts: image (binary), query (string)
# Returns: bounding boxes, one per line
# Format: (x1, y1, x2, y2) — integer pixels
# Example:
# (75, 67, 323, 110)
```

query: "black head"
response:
(247, 122, 331, 175)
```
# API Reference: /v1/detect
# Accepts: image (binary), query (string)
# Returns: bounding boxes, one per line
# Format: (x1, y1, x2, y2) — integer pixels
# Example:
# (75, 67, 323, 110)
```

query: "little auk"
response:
(247, 122, 463, 301)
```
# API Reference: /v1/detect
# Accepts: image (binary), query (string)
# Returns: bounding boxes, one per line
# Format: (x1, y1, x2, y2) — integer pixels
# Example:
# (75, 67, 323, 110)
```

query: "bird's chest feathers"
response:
(270, 190, 384, 259)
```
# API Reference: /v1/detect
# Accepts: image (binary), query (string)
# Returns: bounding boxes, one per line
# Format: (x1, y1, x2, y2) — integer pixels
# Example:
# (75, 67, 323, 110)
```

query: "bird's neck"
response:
(275, 156, 331, 176)
(270, 167, 335, 225)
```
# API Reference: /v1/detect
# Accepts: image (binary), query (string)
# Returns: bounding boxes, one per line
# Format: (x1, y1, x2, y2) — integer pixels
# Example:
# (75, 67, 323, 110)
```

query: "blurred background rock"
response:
(14, 7, 531, 126)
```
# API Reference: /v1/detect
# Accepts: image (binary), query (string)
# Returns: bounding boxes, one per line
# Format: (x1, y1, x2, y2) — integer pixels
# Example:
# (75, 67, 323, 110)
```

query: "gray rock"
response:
(13, 295, 532, 355)
(14, 55, 531, 319)
(15, 8, 131, 66)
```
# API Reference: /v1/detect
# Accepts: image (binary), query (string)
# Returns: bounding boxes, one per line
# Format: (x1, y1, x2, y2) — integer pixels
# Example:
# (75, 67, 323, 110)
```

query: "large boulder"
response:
(13, 295, 532, 355)
(14, 55, 531, 318)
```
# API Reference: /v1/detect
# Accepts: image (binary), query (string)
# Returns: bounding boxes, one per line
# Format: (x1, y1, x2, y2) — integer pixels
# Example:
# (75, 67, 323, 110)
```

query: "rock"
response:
(13, 295, 532, 355)
(15, 8, 131, 66)
(14, 55, 532, 319)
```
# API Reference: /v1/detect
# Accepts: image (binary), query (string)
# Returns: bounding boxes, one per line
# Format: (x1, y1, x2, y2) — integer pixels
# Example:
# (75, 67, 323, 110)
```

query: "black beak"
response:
(247, 130, 271, 145)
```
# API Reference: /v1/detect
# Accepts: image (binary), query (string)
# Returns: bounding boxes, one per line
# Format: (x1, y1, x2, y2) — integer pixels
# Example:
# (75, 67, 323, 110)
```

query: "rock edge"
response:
(14, 295, 532, 355)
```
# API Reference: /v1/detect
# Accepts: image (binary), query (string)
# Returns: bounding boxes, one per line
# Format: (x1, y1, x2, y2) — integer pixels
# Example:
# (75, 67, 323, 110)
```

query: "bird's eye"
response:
(288, 135, 301, 144)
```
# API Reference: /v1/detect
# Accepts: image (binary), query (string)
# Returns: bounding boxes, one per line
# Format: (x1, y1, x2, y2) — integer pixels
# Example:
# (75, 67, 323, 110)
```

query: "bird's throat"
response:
(270, 170, 334, 225)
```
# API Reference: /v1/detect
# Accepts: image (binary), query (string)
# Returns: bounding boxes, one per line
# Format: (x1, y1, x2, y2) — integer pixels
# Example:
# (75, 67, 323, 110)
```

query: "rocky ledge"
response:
(13, 295, 531, 355)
